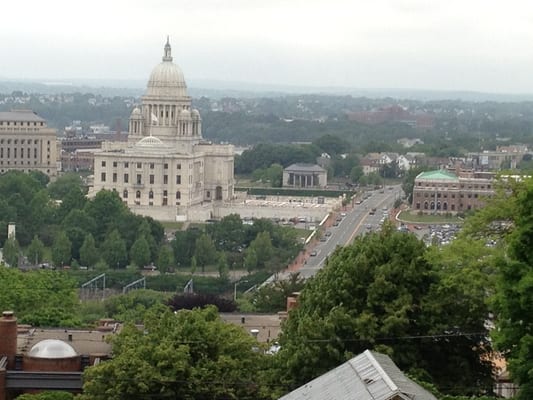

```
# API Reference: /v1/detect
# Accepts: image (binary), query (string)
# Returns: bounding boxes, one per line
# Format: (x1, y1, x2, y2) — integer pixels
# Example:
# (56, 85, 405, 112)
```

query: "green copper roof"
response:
(416, 170, 458, 181)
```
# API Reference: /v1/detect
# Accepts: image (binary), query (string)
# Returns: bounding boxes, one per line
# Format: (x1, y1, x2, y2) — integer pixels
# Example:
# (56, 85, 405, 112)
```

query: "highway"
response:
(297, 185, 403, 279)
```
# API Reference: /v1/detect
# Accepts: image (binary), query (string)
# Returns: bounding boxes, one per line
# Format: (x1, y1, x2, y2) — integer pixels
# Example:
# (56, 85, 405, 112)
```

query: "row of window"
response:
(122, 189, 180, 199)
(0, 160, 49, 166)
(0, 139, 50, 145)
(0, 121, 45, 126)
(415, 202, 472, 211)
(415, 192, 480, 199)
(122, 189, 181, 206)
(416, 182, 492, 190)
(101, 173, 182, 185)
(102, 161, 182, 170)
(1, 168, 51, 174)
(0, 147, 50, 158)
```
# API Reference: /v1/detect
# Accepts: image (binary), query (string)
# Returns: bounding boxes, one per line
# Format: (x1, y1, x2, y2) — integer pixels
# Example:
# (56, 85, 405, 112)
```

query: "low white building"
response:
(283, 163, 327, 188)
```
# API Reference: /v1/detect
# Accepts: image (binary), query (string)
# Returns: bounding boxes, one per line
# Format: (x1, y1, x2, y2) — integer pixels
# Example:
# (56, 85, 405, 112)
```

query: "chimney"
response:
(0, 311, 18, 369)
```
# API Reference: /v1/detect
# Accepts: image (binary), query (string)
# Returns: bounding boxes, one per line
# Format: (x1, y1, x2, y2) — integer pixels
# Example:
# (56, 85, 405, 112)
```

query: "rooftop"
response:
(284, 163, 326, 173)
(17, 325, 117, 357)
(0, 110, 46, 123)
(220, 313, 282, 343)
(416, 169, 458, 181)
(279, 349, 438, 400)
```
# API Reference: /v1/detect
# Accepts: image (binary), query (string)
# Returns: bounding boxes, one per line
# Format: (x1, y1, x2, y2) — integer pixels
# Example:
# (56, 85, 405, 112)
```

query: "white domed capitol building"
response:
(90, 39, 234, 221)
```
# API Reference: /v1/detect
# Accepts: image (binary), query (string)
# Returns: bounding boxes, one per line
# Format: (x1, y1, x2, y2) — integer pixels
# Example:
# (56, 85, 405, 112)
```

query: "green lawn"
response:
(397, 210, 463, 224)
(160, 221, 184, 230)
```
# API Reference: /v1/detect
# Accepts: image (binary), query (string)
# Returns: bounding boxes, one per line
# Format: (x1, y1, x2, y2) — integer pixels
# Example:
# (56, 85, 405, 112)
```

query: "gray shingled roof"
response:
(0, 110, 46, 123)
(279, 350, 438, 400)
(284, 163, 326, 173)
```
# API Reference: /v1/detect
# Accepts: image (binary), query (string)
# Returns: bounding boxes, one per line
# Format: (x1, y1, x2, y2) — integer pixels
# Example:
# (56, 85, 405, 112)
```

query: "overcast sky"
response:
(2, 0, 533, 93)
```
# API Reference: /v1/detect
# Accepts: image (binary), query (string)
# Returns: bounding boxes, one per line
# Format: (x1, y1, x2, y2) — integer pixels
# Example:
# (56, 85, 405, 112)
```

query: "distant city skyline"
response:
(2, 0, 533, 94)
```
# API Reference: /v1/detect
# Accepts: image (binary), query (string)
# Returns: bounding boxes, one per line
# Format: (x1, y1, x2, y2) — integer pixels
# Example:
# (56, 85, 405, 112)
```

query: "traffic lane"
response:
(298, 187, 403, 277)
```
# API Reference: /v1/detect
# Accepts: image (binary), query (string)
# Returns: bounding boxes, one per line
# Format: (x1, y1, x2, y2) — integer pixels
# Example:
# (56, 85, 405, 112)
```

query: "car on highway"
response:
(325, 231, 332, 236)
(310, 250, 317, 256)
(319, 237, 327, 242)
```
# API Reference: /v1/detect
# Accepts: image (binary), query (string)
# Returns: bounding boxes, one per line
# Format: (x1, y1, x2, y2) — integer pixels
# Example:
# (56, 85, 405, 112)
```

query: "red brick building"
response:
(412, 170, 495, 214)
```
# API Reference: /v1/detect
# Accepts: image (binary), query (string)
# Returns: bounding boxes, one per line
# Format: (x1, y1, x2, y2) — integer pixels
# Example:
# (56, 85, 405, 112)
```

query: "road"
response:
(297, 185, 403, 279)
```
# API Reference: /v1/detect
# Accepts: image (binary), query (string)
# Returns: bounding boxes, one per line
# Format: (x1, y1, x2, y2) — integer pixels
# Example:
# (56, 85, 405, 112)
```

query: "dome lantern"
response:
(163, 35, 172, 62)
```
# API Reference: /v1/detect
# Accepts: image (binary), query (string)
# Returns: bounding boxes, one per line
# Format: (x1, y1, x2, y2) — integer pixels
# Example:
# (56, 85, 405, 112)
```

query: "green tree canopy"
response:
(207, 213, 245, 252)
(482, 177, 533, 400)
(51, 231, 72, 267)
(16, 391, 74, 400)
(84, 190, 128, 241)
(157, 245, 174, 273)
(312, 134, 351, 155)
(193, 233, 217, 272)
(101, 229, 127, 268)
(2, 236, 20, 267)
(249, 231, 273, 269)
(47, 172, 84, 199)
(130, 236, 151, 268)
(27, 235, 45, 265)
(274, 225, 493, 396)
(79, 233, 99, 267)
(81, 306, 269, 399)
(0, 266, 80, 326)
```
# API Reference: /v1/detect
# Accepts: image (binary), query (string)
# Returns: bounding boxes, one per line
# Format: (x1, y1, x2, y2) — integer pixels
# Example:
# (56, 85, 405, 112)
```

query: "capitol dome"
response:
(28, 339, 77, 359)
(146, 38, 188, 98)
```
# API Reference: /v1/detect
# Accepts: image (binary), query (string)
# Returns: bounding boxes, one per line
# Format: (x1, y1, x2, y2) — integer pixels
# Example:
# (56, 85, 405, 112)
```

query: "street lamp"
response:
(234, 280, 248, 301)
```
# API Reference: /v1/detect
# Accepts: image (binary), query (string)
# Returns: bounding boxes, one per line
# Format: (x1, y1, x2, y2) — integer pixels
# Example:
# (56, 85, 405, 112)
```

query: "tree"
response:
(28, 170, 50, 188)
(101, 229, 127, 268)
(253, 272, 305, 312)
(350, 165, 364, 183)
(47, 172, 84, 199)
(51, 231, 72, 267)
(79, 233, 99, 267)
(249, 231, 273, 269)
(84, 190, 128, 241)
(208, 213, 244, 252)
(80, 306, 269, 400)
(15, 391, 74, 400)
(190, 255, 197, 275)
(488, 178, 533, 399)
(217, 251, 230, 281)
(2, 236, 20, 267)
(244, 248, 258, 272)
(172, 228, 201, 267)
(265, 163, 283, 187)
(58, 186, 88, 220)
(103, 290, 170, 323)
(27, 235, 45, 265)
(313, 134, 351, 156)
(0, 267, 80, 327)
(136, 220, 159, 262)
(194, 233, 217, 273)
(157, 245, 174, 273)
(29, 189, 53, 237)
(402, 166, 430, 203)
(273, 226, 493, 396)
(130, 236, 151, 268)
